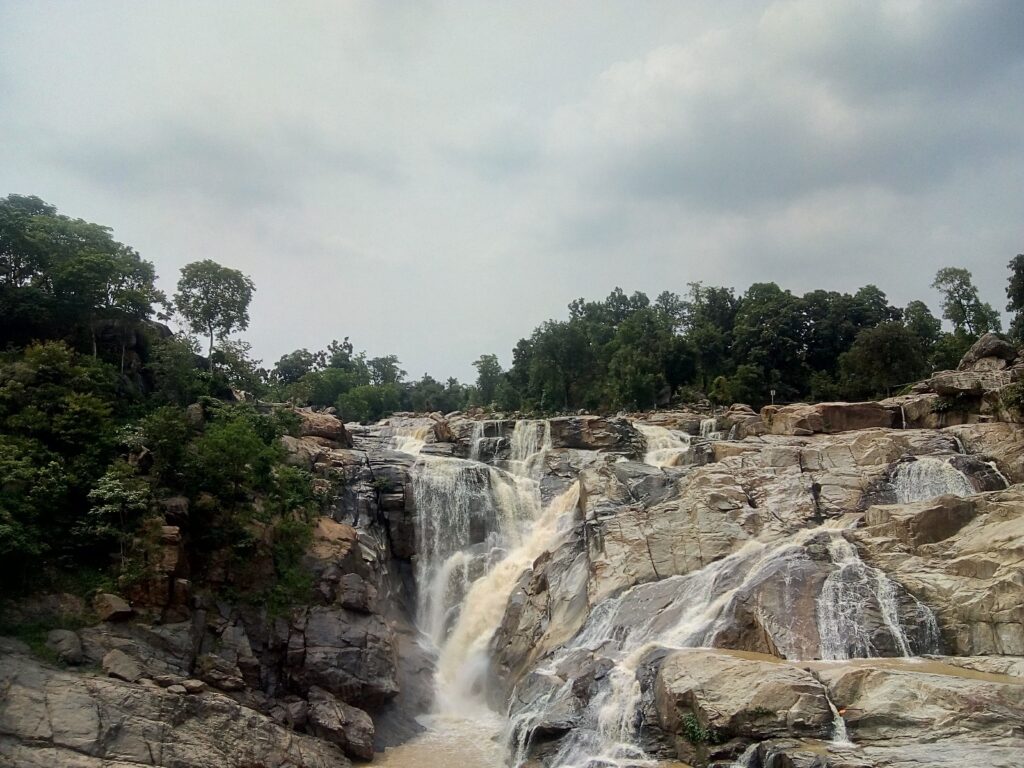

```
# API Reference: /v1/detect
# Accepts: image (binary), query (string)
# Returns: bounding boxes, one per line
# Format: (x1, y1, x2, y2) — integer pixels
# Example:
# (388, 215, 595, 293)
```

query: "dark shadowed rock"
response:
(308, 686, 376, 760)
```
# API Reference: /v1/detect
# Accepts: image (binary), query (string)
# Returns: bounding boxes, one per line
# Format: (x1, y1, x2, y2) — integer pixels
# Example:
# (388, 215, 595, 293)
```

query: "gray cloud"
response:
(0, 1, 1020, 381)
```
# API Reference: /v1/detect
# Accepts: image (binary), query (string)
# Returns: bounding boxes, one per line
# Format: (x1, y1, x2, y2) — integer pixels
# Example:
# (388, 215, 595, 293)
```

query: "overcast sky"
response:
(1, 1, 1022, 381)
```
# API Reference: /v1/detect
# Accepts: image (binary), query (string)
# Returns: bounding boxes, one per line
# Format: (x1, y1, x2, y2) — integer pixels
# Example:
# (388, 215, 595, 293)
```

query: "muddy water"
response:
(373, 713, 506, 768)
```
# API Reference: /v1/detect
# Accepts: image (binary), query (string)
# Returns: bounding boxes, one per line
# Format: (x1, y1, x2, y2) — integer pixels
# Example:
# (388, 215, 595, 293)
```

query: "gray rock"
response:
(958, 332, 1018, 371)
(307, 686, 376, 760)
(45, 629, 83, 665)
(295, 606, 399, 707)
(101, 648, 145, 683)
(0, 650, 350, 767)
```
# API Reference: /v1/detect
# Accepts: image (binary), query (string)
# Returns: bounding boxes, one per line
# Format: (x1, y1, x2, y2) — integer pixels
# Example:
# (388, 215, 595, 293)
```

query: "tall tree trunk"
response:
(208, 326, 214, 372)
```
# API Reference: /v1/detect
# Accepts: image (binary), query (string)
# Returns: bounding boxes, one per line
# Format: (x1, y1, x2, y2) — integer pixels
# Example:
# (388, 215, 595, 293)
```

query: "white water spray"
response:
(892, 456, 975, 503)
(635, 423, 693, 468)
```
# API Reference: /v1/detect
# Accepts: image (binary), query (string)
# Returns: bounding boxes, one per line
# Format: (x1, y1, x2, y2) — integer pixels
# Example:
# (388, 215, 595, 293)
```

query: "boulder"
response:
(818, 661, 1024, 747)
(101, 648, 145, 682)
(294, 606, 399, 708)
(761, 402, 895, 436)
(945, 422, 1024, 483)
(281, 434, 326, 469)
(44, 629, 83, 665)
(928, 369, 1015, 397)
(296, 408, 353, 446)
(93, 593, 132, 622)
(307, 686, 375, 760)
(654, 649, 833, 765)
(855, 487, 1024, 655)
(547, 415, 643, 454)
(958, 332, 1018, 371)
(864, 496, 978, 548)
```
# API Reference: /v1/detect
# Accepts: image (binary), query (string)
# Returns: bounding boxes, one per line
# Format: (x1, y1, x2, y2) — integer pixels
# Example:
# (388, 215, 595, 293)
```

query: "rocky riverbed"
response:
(2, 333, 1023, 768)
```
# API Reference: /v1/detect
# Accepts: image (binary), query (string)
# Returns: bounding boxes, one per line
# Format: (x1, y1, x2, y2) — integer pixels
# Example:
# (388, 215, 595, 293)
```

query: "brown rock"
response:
(958, 332, 1018, 371)
(102, 648, 145, 682)
(296, 408, 353, 446)
(93, 593, 133, 622)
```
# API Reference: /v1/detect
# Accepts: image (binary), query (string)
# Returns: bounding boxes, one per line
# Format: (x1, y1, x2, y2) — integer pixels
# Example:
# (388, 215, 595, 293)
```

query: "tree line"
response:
(0, 193, 1020, 590)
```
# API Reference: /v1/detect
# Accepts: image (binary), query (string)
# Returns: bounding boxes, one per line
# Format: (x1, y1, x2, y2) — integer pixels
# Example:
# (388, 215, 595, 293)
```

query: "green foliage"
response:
(931, 394, 975, 414)
(838, 321, 930, 400)
(932, 266, 1001, 336)
(680, 713, 724, 745)
(0, 194, 165, 359)
(264, 515, 314, 616)
(1007, 254, 1024, 342)
(186, 407, 283, 502)
(999, 382, 1024, 413)
(78, 461, 154, 566)
(147, 334, 216, 405)
(473, 354, 504, 406)
(174, 259, 255, 368)
(0, 435, 67, 562)
(336, 383, 402, 423)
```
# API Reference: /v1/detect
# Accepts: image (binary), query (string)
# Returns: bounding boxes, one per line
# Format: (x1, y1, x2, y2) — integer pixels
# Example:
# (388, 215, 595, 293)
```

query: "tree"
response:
(368, 355, 406, 386)
(931, 267, 1001, 336)
(839, 322, 929, 400)
(175, 260, 255, 370)
(472, 354, 503, 406)
(1007, 254, 1024, 341)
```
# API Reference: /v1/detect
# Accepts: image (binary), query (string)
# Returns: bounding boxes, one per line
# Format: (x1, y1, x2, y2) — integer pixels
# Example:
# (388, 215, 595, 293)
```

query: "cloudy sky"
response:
(1, 1, 1021, 380)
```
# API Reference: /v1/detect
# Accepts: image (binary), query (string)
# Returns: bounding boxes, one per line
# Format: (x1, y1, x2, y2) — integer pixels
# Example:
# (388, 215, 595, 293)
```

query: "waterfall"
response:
(435, 482, 581, 712)
(700, 416, 726, 441)
(506, 522, 942, 767)
(635, 423, 693, 468)
(468, 420, 486, 462)
(509, 419, 552, 466)
(508, 538, 813, 767)
(412, 417, 565, 719)
(815, 533, 940, 660)
(987, 460, 1011, 489)
(891, 456, 975, 503)
(411, 458, 541, 646)
(825, 696, 852, 746)
(388, 424, 434, 455)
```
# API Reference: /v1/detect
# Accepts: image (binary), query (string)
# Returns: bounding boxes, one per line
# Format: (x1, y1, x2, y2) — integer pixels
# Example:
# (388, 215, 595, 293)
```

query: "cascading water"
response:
(891, 456, 975, 503)
(508, 419, 552, 471)
(389, 424, 434, 455)
(403, 418, 577, 759)
(815, 533, 940, 660)
(508, 537, 818, 768)
(435, 481, 581, 712)
(412, 457, 541, 646)
(700, 416, 726, 441)
(635, 423, 693, 468)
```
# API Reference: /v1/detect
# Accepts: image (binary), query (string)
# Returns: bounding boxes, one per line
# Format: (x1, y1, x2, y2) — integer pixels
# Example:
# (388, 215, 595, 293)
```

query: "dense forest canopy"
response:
(0, 193, 1019, 591)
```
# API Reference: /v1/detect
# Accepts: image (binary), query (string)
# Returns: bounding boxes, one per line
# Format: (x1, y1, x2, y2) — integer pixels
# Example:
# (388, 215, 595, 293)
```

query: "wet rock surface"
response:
(3, 366, 1024, 768)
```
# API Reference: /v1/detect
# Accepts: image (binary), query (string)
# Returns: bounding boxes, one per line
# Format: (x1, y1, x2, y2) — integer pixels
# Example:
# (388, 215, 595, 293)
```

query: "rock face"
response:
(654, 650, 833, 764)
(0, 649, 350, 767)
(817, 660, 1024, 767)
(958, 332, 1019, 371)
(3, 396, 1023, 768)
(308, 686, 375, 760)
(761, 401, 896, 435)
